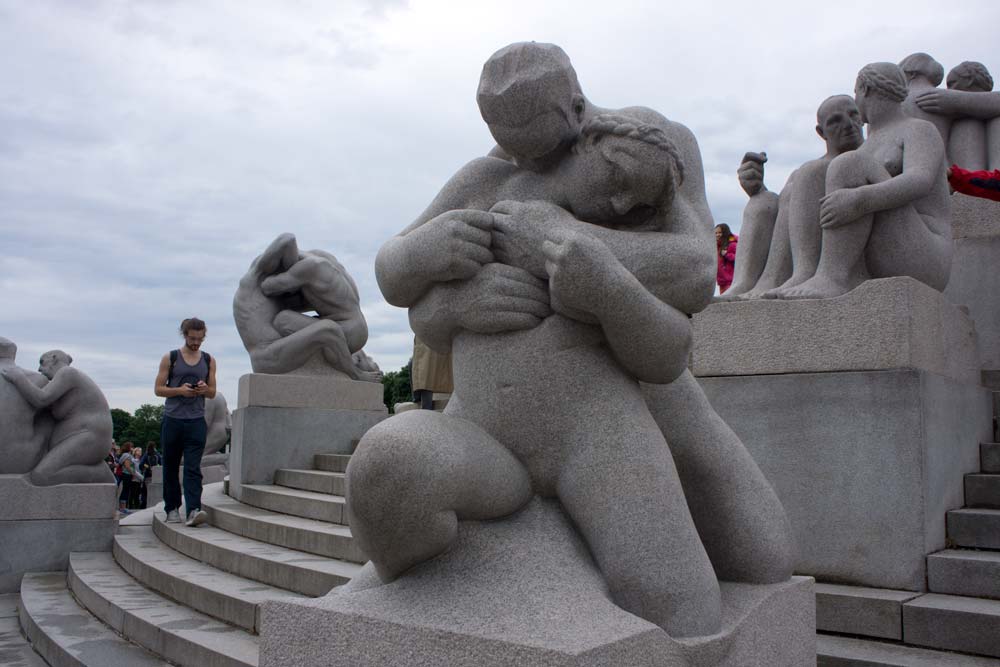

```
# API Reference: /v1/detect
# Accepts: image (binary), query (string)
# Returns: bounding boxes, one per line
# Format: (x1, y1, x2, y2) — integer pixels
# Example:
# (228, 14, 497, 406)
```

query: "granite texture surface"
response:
(261, 498, 815, 666)
(0, 475, 115, 520)
(0, 519, 115, 593)
(237, 372, 385, 411)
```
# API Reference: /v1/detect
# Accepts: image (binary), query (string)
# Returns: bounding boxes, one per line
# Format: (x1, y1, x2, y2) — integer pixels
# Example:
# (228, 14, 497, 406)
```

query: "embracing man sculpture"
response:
(345, 42, 794, 639)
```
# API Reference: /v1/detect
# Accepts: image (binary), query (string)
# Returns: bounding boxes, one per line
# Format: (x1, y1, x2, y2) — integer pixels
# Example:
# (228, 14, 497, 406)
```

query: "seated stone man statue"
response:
(722, 95, 864, 298)
(2, 349, 114, 486)
(234, 233, 380, 381)
(0, 337, 51, 475)
(353, 42, 794, 640)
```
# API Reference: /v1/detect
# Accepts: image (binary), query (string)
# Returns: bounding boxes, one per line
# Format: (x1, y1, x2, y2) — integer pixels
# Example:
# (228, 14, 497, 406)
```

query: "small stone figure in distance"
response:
(776, 62, 952, 300)
(234, 233, 381, 381)
(2, 349, 114, 485)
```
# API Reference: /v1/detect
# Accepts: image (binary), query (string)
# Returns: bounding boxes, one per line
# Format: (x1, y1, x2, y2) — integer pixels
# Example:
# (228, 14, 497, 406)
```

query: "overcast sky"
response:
(2, 0, 998, 412)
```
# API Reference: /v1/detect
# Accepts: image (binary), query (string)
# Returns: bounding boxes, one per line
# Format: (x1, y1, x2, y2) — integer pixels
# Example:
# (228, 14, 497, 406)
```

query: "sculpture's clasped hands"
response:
(542, 231, 621, 322)
(490, 200, 556, 280)
(453, 263, 551, 334)
(819, 187, 867, 229)
(410, 209, 494, 283)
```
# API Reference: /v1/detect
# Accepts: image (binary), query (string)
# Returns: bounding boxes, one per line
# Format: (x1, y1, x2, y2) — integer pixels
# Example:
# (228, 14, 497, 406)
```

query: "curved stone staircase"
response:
(10, 453, 360, 667)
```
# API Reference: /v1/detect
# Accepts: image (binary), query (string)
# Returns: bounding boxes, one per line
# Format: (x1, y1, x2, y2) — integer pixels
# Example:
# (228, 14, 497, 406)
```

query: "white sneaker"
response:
(185, 509, 208, 527)
(165, 510, 182, 523)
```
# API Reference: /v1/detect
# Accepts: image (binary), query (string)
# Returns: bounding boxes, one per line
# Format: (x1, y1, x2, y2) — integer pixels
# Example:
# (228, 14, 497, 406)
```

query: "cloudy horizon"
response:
(2, 0, 998, 412)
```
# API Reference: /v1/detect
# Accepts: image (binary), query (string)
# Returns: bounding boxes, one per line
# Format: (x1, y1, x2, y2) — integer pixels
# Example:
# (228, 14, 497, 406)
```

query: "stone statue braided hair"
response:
(576, 113, 685, 188)
(947, 61, 994, 93)
(856, 62, 908, 104)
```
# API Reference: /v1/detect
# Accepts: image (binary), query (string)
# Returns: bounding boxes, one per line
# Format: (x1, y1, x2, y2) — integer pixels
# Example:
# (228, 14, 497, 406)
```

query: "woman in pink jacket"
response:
(715, 224, 738, 293)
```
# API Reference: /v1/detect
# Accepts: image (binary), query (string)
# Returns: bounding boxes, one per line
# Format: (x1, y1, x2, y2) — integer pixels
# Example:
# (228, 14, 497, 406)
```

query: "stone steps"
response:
(273, 468, 346, 496)
(18, 572, 172, 667)
(817, 633, 1000, 666)
(202, 483, 364, 562)
(903, 593, 1000, 658)
(113, 526, 305, 632)
(982, 443, 1000, 474)
(947, 508, 1000, 549)
(68, 551, 259, 667)
(152, 512, 361, 597)
(815, 583, 920, 640)
(966, 473, 1000, 508)
(0, 615, 48, 667)
(238, 483, 347, 524)
(928, 549, 1000, 600)
(313, 453, 351, 473)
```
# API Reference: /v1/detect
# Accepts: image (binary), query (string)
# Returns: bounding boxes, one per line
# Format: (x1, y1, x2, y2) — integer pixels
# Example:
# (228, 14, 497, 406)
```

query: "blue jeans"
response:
(161, 415, 207, 516)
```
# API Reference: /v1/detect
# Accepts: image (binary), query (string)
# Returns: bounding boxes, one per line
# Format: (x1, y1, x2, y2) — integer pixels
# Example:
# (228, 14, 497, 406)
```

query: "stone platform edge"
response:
(692, 276, 980, 384)
(238, 372, 387, 412)
(0, 475, 116, 521)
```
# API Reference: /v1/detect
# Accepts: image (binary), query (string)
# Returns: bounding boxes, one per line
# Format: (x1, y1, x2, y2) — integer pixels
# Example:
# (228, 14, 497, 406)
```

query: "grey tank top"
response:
(164, 350, 209, 419)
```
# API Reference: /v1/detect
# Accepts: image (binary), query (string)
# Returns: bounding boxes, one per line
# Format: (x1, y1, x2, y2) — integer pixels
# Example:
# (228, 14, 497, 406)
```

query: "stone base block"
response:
(229, 405, 385, 497)
(694, 277, 981, 385)
(0, 519, 115, 593)
(0, 475, 116, 520)
(945, 228, 1000, 370)
(260, 499, 815, 667)
(696, 369, 991, 591)
(237, 372, 386, 412)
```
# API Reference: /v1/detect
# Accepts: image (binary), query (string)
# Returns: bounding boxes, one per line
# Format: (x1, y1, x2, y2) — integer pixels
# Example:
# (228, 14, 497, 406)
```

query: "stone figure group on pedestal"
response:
(234, 232, 381, 381)
(345, 42, 796, 642)
(0, 338, 113, 486)
(724, 59, 956, 301)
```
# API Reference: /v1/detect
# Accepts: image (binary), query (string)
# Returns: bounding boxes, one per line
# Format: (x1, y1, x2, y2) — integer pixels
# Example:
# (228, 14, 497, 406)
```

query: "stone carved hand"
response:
(914, 89, 964, 117)
(542, 231, 620, 322)
(407, 209, 494, 283)
(738, 152, 767, 197)
(491, 200, 572, 280)
(1, 367, 24, 383)
(819, 187, 866, 229)
(454, 263, 551, 334)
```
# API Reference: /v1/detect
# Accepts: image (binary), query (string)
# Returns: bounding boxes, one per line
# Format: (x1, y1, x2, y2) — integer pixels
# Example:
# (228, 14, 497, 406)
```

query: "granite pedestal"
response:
(692, 277, 992, 591)
(228, 373, 387, 502)
(260, 498, 815, 666)
(943, 193, 1000, 382)
(0, 475, 116, 593)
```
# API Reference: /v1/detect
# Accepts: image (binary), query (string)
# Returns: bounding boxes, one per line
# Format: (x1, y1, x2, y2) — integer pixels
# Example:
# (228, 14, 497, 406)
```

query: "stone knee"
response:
(347, 410, 530, 582)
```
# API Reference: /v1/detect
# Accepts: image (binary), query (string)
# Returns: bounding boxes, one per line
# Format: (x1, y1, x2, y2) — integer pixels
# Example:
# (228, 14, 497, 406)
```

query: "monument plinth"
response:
(693, 277, 993, 591)
(227, 372, 386, 501)
(261, 499, 815, 667)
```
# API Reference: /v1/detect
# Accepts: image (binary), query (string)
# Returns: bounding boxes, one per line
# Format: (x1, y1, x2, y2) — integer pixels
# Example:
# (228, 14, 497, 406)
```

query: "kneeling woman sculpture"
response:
(348, 42, 794, 639)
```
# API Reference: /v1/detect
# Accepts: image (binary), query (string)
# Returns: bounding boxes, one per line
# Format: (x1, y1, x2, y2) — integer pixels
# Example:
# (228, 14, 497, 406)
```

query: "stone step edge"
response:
(313, 453, 351, 472)
(18, 572, 170, 667)
(238, 483, 347, 525)
(817, 632, 1000, 666)
(814, 582, 920, 641)
(201, 484, 365, 563)
(152, 512, 360, 597)
(273, 468, 346, 495)
(114, 527, 305, 633)
(68, 552, 259, 667)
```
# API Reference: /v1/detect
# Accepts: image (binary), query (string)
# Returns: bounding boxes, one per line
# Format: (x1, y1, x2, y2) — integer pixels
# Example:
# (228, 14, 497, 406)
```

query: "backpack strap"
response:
(202, 352, 211, 374)
(168, 349, 178, 384)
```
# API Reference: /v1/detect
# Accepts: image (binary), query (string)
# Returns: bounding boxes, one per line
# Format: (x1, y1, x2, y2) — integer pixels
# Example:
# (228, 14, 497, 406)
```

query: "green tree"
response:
(118, 403, 164, 447)
(110, 408, 132, 442)
(381, 359, 413, 413)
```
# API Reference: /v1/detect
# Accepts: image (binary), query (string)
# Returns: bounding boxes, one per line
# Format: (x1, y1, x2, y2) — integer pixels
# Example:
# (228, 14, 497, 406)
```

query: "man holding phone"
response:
(154, 317, 217, 527)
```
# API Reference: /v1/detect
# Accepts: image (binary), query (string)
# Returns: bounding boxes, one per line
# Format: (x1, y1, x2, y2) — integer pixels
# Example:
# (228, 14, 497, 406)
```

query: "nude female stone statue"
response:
(776, 62, 952, 300)
(234, 233, 380, 381)
(351, 42, 794, 639)
(0, 338, 52, 475)
(2, 349, 114, 485)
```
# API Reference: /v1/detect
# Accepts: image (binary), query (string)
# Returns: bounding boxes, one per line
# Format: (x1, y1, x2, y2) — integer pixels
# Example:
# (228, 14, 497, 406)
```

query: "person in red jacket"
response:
(715, 224, 738, 293)
(948, 165, 1000, 202)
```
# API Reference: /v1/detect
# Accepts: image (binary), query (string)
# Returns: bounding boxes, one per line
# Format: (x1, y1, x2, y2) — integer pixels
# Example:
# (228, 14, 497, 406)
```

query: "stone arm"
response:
(2, 367, 73, 409)
(821, 122, 945, 228)
(916, 89, 1000, 119)
(542, 232, 691, 385)
(256, 233, 301, 277)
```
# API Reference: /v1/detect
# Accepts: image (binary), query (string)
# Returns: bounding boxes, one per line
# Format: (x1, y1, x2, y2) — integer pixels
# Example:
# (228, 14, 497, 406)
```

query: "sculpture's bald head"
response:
(899, 52, 944, 87)
(38, 349, 72, 380)
(477, 42, 586, 166)
(0, 337, 16, 362)
(816, 94, 863, 154)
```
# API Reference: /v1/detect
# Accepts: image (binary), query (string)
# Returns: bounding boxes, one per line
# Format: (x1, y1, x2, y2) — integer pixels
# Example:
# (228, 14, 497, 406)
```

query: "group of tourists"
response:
(107, 440, 158, 514)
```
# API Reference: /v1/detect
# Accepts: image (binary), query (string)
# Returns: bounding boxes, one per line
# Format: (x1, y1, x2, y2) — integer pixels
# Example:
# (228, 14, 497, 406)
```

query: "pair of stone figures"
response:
(727, 52, 999, 300)
(342, 42, 798, 640)
(0, 339, 114, 486)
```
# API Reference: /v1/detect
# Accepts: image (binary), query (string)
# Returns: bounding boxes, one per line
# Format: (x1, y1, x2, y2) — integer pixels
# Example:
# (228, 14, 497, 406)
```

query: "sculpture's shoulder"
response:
(793, 156, 834, 184)
(434, 156, 521, 210)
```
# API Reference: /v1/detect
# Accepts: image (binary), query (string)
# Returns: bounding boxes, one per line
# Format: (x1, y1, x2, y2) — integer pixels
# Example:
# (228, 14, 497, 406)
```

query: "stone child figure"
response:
(354, 42, 794, 639)
(723, 95, 865, 299)
(2, 349, 114, 485)
(776, 62, 952, 300)
(234, 233, 380, 381)
(918, 61, 1000, 171)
